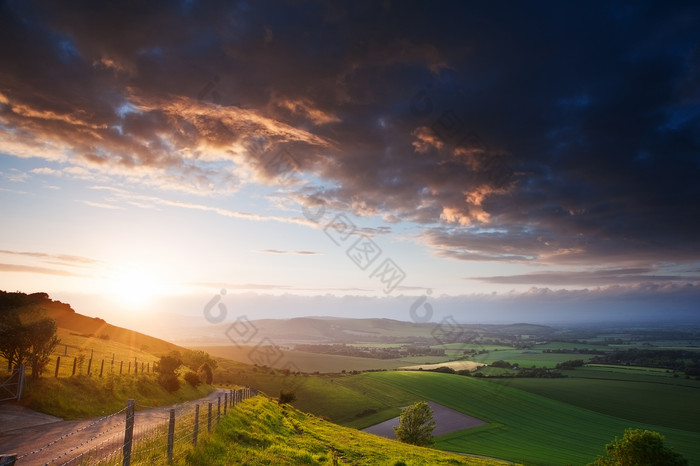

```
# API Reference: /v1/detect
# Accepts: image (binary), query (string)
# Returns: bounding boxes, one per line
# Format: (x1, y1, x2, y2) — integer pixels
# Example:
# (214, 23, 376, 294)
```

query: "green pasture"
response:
(533, 341, 610, 351)
(360, 371, 700, 465)
(571, 365, 700, 386)
(488, 376, 700, 432)
(467, 349, 594, 368)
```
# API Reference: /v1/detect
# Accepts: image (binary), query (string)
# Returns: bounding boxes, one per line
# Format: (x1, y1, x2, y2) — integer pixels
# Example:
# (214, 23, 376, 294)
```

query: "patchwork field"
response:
(357, 371, 700, 465)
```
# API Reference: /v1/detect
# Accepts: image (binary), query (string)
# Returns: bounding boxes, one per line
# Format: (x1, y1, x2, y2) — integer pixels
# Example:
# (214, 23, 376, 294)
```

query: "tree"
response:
(589, 428, 688, 466)
(156, 354, 182, 392)
(183, 371, 201, 387)
(26, 318, 60, 379)
(198, 362, 213, 384)
(0, 308, 60, 378)
(393, 401, 436, 446)
(0, 309, 27, 371)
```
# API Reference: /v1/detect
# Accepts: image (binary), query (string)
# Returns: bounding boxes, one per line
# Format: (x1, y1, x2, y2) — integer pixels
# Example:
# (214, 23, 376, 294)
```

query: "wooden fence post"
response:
(207, 402, 212, 433)
(217, 396, 221, 424)
(54, 356, 60, 378)
(87, 358, 92, 376)
(224, 392, 228, 415)
(193, 404, 199, 447)
(72, 357, 77, 376)
(128, 362, 131, 374)
(100, 360, 104, 378)
(122, 399, 135, 466)
(120, 361, 123, 375)
(167, 408, 175, 462)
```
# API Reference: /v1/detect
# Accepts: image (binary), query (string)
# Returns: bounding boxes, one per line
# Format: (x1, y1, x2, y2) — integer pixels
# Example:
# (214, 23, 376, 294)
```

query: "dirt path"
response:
(362, 401, 486, 439)
(0, 389, 228, 465)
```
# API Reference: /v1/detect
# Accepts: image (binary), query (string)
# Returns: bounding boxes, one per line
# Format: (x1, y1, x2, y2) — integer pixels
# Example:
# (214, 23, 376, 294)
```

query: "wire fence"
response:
(3, 388, 254, 466)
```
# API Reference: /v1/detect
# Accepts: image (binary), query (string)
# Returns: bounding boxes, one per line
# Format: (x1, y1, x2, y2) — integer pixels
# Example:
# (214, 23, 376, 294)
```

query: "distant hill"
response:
(0, 290, 182, 355)
(200, 315, 554, 345)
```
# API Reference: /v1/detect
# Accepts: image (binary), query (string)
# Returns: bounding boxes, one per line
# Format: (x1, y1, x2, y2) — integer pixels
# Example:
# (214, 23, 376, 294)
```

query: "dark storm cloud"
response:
(1, 1, 699, 274)
(470, 267, 700, 286)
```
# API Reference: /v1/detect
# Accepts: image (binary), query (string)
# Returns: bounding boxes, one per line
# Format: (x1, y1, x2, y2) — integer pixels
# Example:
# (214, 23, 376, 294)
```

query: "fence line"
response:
(4, 388, 255, 465)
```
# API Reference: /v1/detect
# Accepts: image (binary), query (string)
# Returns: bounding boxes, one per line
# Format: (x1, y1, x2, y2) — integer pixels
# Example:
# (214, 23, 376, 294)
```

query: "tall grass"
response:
(178, 395, 511, 465)
(21, 373, 214, 419)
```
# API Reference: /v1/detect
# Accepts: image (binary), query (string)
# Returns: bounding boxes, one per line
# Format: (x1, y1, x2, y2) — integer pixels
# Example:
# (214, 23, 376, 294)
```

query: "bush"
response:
(158, 373, 181, 392)
(278, 389, 296, 404)
(199, 362, 213, 384)
(184, 371, 201, 387)
(589, 428, 688, 465)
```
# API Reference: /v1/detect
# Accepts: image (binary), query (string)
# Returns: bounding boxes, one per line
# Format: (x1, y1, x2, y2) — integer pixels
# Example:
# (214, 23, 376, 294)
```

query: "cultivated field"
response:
(362, 371, 700, 465)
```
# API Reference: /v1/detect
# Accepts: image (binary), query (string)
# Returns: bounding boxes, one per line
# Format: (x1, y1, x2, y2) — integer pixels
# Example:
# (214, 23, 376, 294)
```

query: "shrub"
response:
(158, 373, 181, 392)
(278, 389, 296, 404)
(199, 362, 213, 384)
(184, 371, 201, 387)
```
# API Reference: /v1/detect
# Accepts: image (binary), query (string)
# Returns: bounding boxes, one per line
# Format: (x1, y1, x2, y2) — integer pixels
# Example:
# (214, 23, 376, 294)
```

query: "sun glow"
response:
(106, 263, 168, 311)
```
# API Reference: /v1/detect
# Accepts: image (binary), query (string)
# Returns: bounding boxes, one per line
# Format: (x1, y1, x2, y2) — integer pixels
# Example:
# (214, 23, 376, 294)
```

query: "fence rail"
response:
(3, 388, 254, 465)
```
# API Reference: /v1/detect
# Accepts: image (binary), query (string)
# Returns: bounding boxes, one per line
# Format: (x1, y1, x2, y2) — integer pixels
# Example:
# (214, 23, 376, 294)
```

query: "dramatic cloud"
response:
(1, 0, 699, 281)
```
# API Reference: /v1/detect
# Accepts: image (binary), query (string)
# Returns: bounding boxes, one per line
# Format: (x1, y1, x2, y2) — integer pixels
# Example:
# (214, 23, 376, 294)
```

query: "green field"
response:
(467, 349, 595, 368)
(358, 371, 700, 465)
(488, 376, 700, 432)
(200, 344, 451, 372)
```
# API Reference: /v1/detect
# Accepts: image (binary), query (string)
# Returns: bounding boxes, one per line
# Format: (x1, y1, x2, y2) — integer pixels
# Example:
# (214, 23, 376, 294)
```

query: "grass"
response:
(487, 376, 700, 432)
(467, 349, 595, 368)
(200, 344, 451, 372)
(20, 373, 215, 419)
(175, 395, 512, 465)
(360, 371, 700, 465)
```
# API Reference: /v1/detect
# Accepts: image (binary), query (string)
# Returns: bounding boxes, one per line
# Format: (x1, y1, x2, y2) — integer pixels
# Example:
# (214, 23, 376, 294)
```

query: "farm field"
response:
(198, 344, 451, 372)
(488, 376, 700, 432)
(466, 348, 595, 368)
(358, 371, 700, 465)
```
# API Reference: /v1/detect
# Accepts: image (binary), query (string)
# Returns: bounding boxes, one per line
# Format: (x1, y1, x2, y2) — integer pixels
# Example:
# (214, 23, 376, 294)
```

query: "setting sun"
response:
(106, 264, 168, 310)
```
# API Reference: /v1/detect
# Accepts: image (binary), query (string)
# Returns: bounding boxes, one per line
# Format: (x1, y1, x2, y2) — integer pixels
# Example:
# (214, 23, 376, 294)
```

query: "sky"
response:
(1, 1, 699, 332)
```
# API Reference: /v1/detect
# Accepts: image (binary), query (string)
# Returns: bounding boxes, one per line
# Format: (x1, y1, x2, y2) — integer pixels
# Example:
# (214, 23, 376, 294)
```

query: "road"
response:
(0, 389, 230, 465)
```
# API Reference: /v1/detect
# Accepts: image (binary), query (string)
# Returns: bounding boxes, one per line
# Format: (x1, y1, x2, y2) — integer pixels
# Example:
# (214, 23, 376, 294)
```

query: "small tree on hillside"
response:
(0, 309, 27, 371)
(198, 362, 213, 384)
(156, 354, 182, 392)
(27, 318, 60, 379)
(394, 401, 436, 447)
(589, 428, 688, 466)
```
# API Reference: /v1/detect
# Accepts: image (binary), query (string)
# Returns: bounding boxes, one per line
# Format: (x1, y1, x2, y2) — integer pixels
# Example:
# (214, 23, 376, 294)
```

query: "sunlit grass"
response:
(175, 395, 511, 465)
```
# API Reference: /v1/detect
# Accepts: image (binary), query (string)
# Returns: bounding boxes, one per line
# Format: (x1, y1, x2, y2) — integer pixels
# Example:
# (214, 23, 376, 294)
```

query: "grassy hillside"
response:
(0, 291, 216, 418)
(179, 395, 513, 465)
(9, 291, 182, 355)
